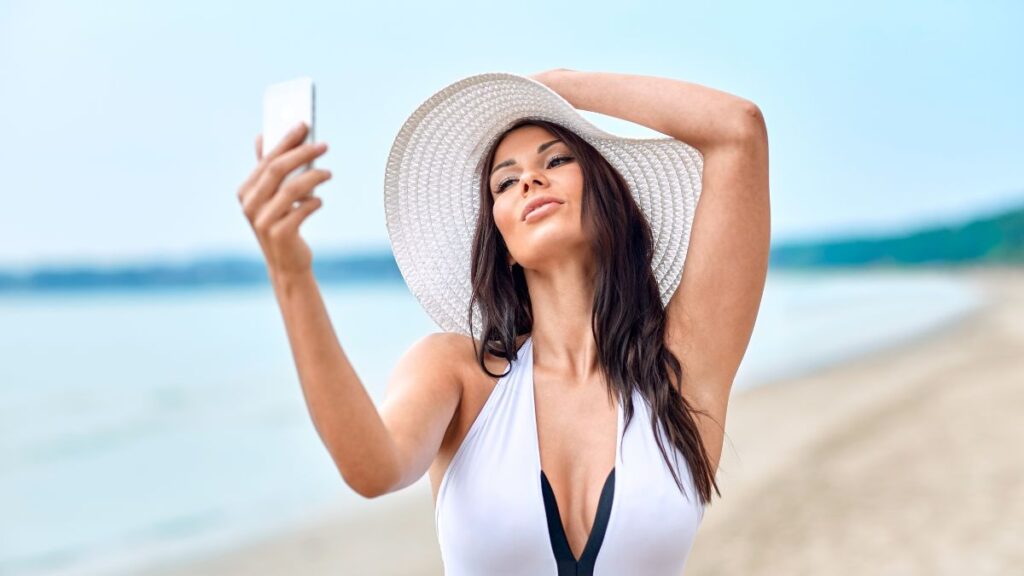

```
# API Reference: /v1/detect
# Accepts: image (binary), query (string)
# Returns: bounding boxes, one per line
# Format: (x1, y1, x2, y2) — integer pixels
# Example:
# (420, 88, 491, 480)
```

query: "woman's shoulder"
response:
(414, 331, 530, 384)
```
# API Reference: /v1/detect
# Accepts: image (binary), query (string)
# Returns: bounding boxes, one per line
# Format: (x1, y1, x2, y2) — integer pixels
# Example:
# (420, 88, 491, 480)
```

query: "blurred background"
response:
(1, 1, 1021, 575)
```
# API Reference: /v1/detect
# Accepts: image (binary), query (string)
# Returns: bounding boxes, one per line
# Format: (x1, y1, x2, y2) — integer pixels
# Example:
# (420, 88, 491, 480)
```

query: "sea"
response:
(0, 269, 984, 575)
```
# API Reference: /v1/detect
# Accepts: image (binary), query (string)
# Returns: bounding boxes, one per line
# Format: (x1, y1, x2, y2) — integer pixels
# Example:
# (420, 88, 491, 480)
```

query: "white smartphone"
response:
(262, 76, 316, 181)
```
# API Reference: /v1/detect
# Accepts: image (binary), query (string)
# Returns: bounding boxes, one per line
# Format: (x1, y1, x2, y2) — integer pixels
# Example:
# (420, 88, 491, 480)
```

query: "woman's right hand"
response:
(236, 122, 332, 279)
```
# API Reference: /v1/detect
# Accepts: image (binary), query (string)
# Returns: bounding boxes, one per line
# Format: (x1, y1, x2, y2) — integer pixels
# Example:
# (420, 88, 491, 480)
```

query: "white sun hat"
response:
(383, 72, 704, 337)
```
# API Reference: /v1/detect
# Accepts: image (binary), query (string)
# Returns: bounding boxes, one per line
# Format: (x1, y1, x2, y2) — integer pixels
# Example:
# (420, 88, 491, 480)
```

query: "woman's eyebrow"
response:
(490, 139, 563, 177)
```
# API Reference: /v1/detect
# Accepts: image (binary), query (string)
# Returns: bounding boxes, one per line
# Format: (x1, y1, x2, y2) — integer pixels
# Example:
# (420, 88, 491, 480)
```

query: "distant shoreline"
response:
(3, 196, 1021, 292)
(0, 255, 1012, 295)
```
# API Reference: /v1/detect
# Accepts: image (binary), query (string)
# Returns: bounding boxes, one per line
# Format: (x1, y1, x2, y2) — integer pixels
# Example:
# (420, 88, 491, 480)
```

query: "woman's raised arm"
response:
(238, 124, 462, 498)
(530, 68, 758, 150)
(269, 273, 463, 498)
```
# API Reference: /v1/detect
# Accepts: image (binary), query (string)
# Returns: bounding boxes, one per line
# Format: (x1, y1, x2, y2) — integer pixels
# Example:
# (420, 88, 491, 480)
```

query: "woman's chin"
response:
(517, 231, 586, 262)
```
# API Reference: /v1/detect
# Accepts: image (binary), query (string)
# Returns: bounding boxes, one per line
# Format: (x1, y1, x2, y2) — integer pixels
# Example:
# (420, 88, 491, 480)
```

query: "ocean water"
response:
(0, 270, 983, 575)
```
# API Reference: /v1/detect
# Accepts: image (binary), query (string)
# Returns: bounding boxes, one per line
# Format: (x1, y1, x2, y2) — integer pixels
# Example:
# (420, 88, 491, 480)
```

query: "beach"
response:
(134, 266, 1023, 576)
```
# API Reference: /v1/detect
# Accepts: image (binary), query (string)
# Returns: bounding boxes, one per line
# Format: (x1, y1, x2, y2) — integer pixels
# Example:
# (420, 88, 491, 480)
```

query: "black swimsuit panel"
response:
(540, 467, 616, 576)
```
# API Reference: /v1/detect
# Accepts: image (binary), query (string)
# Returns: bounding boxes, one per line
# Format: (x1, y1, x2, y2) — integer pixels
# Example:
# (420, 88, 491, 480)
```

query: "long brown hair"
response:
(467, 118, 721, 505)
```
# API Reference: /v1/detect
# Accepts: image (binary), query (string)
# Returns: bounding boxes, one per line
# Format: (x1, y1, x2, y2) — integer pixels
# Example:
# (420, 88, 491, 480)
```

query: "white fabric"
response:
(434, 335, 706, 575)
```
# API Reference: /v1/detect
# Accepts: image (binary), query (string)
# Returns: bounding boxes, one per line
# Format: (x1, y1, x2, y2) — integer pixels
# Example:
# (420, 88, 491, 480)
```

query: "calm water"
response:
(0, 270, 983, 575)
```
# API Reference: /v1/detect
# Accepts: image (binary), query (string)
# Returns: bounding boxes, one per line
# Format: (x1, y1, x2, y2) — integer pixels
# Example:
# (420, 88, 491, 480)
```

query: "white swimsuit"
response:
(435, 335, 706, 575)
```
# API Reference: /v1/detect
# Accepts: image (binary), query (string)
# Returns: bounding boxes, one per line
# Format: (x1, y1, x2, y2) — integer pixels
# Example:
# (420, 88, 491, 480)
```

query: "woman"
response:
(236, 69, 770, 575)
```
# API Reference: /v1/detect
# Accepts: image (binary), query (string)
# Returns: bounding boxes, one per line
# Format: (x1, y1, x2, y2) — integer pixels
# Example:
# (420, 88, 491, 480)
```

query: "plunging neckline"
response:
(526, 335, 622, 566)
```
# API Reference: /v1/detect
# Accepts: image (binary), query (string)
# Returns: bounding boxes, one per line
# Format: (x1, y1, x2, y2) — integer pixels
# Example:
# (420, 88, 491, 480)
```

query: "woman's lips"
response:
(524, 201, 562, 223)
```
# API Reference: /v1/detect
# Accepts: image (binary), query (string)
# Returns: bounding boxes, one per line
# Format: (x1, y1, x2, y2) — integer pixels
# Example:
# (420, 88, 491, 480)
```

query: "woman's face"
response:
(489, 125, 587, 269)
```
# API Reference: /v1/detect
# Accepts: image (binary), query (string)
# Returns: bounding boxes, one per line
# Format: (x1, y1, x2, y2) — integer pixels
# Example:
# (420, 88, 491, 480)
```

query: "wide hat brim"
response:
(383, 72, 703, 337)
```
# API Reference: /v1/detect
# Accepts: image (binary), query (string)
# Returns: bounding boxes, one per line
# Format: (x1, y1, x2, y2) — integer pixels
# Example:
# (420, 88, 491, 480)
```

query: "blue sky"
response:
(0, 0, 1020, 269)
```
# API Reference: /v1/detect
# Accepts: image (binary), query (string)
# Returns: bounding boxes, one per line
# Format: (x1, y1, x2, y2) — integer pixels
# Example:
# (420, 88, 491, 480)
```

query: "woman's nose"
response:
(521, 171, 547, 193)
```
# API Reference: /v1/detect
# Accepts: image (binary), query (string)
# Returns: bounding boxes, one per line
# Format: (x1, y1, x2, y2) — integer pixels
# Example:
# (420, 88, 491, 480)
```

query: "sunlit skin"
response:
(488, 124, 603, 385)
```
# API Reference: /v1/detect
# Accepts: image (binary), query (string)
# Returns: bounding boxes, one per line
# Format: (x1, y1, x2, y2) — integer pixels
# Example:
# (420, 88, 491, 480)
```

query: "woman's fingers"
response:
(238, 123, 310, 202)
(263, 122, 310, 165)
(238, 131, 272, 204)
(252, 168, 332, 233)
(272, 195, 324, 237)
(241, 142, 328, 220)
(259, 141, 327, 192)
(235, 123, 326, 276)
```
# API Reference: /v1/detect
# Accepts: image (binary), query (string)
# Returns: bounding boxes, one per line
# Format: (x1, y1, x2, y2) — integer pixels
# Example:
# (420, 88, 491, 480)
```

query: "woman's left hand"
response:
(527, 68, 573, 87)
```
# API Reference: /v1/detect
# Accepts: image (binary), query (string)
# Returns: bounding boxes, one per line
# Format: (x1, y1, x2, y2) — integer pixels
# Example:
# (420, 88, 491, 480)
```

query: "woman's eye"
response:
(548, 154, 573, 167)
(494, 155, 574, 194)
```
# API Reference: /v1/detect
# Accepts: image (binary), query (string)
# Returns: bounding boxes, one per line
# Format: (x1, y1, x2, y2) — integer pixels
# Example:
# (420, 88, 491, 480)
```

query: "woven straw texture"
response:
(384, 72, 703, 337)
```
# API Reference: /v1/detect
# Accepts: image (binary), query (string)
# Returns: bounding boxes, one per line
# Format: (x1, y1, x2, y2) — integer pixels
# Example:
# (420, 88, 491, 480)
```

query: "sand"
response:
(135, 267, 1024, 576)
